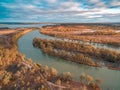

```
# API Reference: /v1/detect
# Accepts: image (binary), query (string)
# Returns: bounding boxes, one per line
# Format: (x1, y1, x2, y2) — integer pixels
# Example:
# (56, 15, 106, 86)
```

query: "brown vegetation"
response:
(33, 38, 97, 66)
(0, 28, 102, 90)
(33, 38, 120, 64)
(40, 25, 120, 46)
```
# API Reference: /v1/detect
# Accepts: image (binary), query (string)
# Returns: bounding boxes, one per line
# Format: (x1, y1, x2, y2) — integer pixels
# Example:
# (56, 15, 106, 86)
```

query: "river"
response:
(18, 30, 120, 90)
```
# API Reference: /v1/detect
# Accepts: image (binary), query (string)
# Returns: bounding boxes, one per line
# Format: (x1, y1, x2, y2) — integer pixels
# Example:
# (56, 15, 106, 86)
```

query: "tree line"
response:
(33, 38, 120, 63)
(33, 38, 99, 67)
(40, 25, 120, 47)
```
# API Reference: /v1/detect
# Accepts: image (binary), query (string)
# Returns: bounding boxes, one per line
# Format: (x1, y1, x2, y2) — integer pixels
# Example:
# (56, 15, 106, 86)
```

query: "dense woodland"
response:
(0, 29, 102, 90)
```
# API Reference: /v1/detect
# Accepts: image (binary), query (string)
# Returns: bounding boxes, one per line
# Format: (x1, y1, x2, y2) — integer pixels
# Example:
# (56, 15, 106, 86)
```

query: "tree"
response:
(86, 75, 93, 85)
(80, 72, 86, 83)
(43, 65, 49, 71)
(89, 82, 96, 89)
(55, 79, 61, 85)
(2, 72, 12, 85)
(49, 67, 58, 78)
(60, 72, 73, 82)
(79, 85, 88, 90)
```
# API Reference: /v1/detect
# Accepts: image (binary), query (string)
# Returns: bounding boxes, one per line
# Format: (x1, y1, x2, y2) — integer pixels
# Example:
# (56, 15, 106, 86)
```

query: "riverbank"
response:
(40, 25, 120, 47)
(38, 25, 120, 71)
(0, 28, 33, 48)
(0, 28, 48, 89)
(33, 37, 120, 71)
(0, 28, 101, 90)
(18, 30, 120, 90)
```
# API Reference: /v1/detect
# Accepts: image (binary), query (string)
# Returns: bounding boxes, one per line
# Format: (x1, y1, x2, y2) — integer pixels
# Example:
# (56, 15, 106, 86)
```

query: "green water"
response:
(18, 30, 120, 90)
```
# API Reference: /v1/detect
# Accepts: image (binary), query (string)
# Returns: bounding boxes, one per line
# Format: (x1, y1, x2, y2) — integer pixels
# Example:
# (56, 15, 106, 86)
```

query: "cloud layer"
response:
(0, 0, 120, 22)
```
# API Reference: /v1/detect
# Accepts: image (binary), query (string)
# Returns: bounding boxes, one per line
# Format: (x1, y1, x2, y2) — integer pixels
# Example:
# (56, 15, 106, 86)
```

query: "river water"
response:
(18, 30, 120, 90)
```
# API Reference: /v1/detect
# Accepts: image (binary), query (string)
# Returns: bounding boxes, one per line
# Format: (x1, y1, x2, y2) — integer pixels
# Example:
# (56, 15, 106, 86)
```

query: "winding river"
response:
(18, 30, 120, 90)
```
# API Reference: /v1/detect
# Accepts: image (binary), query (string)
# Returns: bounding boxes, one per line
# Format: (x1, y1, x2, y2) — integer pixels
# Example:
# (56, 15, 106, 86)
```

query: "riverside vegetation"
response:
(40, 24, 120, 47)
(37, 24, 120, 70)
(0, 28, 102, 90)
(33, 38, 120, 69)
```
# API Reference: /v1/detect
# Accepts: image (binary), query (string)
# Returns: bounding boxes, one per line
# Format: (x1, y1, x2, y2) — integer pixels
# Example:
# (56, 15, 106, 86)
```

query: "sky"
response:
(0, 0, 120, 23)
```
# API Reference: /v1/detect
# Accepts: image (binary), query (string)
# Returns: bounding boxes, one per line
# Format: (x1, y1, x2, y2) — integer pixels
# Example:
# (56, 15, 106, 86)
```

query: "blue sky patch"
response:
(0, 0, 120, 22)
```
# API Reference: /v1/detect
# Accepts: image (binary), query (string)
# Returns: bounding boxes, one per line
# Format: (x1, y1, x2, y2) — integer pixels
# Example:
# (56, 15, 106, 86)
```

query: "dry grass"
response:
(40, 25, 120, 46)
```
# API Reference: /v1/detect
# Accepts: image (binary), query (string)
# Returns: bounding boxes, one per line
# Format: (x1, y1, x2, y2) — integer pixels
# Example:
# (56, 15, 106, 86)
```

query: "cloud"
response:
(86, 15, 103, 19)
(46, 0, 57, 3)
(89, 0, 100, 4)
(110, 0, 120, 7)
(88, 0, 107, 9)
(60, 1, 80, 11)
(0, 0, 120, 22)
